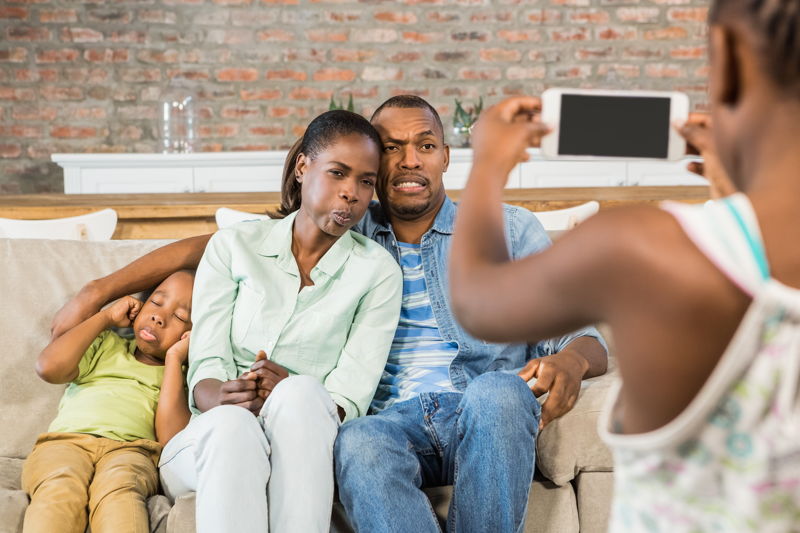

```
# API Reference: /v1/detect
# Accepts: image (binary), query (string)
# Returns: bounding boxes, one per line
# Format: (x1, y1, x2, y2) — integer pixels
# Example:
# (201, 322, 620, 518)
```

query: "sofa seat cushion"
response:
(0, 458, 22, 491)
(535, 371, 615, 486)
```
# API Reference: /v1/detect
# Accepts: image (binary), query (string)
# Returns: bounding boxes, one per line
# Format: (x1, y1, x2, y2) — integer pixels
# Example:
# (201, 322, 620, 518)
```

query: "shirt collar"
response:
(372, 195, 457, 237)
(257, 210, 355, 278)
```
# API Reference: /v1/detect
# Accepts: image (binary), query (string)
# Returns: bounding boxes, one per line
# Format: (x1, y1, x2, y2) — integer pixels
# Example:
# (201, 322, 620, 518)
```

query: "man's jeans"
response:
(335, 372, 540, 533)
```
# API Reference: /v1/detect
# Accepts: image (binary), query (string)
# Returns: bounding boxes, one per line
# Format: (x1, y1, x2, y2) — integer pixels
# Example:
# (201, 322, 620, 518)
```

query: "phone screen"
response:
(558, 94, 671, 158)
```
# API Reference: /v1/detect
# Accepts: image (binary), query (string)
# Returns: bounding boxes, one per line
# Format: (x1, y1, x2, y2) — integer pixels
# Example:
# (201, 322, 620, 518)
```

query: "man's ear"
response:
(709, 25, 742, 108)
(442, 143, 450, 173)
(295, 152, 307, 183)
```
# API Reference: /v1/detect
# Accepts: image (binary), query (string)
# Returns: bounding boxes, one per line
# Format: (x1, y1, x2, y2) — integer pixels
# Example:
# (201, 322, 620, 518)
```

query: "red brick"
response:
(569, 9, 610, 24)
(0, 125, 42, 137)
(330, 49, 376, 62)
(109, 31, 147, 44)
(428, 11, 459, 22)
(325, 11, 361, 22)
(119, 125, 143, 141)
(213, 0, 253, 4)
(616, 7, 660, 22)
(116, 105, 158, 120)
(240, 89, 282, 100)
(12, 105, 58, 121)
(120, 68, 161, 83)
(199, 125, 239, 138)
(137, 50, 180, 63)
(231, 10, 278, 26)
(65, 68, 108, 84)
(139, 10, 178, 23)
(458, 68, 502, 80)
(0, 7, 28, 19)
(8, 26, 50, 41)
(497, 29, 542, 43)
(35, 48, 79, 63)
(14, 68, 58, 82)
(85, 9, 132, 24)
(550, 28, 590, 42)
(361, 66, 402, 81)
(51, 126, 99, 139)
(268, 106, 310, 119)
(0, 47, 28, 62)
(694, 65, 710, 77)
(434, 51, 471, 62)
(470, 11, 513, 23)
(388, 52, 422, 62)
(479, 48, 522, 62)
(231, 144, 272, 151)
(68, 107, 108, 119)
(526, 9, 562, 23)
(39, 9, 77, 22)
(645, 64, 686, 78)
(221, 105, 262, 118)
(291, 124, 306, 138)
(40, 86, 83, 100)
(0, 144, 22, 158)
(0, 88, 35, 100)
(256, 29, 294, 42)
(670, 46, 706, 59)
(249, 126, 285, 136)
(401, 31, 443, 44)
(283, 48, 327, 62)
(451, 30, 490, 42)
(667, 7, 708, 21)
(289, 87, 333, 100)
(550, 0, 589, 5)
(575, 47, 614, 59)
(374, 11, 417, 23)
(266, 69, 307, 81)
(597, 26, 639, 40)
(643, 26, 688, 40)
(554, 65, 593, 78)
(353, 29, 398, 43)
(61, 28, 104, 43)
(84, 49, 129, 63)
(216, 68, 259, 82)
(506, 66, 546, 80)
(598, 64, 641, 78)
(622, 46, 663, 59)
(306, 29, 348, 42)
(313, 68, 356, 81)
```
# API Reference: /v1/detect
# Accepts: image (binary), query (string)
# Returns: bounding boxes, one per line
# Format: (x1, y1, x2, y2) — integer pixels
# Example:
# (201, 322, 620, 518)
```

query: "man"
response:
(50, 95, 607, 532)
(333, 96, 606, 532)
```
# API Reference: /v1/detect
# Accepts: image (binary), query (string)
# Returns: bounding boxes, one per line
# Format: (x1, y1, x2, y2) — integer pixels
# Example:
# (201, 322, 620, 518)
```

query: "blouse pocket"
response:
(231, 283, 264, 348)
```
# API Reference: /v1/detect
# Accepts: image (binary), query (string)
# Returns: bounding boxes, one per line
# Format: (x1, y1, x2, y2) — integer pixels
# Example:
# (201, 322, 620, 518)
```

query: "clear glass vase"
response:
(159, 81, 198, 153)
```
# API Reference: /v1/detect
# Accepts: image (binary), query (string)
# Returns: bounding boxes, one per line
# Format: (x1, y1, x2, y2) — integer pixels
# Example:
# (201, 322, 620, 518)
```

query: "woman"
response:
(158, 110, 402, 533)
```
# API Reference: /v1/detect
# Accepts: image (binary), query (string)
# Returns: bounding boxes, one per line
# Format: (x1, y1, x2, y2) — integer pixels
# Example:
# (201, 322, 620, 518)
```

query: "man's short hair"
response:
(370, 95, 445, 139)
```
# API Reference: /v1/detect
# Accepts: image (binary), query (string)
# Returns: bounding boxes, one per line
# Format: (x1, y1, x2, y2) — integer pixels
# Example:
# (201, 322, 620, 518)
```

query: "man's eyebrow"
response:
(383, 130, 437, 144)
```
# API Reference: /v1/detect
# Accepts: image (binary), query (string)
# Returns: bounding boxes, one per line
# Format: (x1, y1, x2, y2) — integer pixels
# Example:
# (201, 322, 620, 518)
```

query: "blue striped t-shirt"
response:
(371, 242, 458, 412)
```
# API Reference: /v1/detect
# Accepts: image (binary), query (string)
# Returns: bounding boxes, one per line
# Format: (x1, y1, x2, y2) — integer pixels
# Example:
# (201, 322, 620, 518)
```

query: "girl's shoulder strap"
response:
(661, 193, 770, 296)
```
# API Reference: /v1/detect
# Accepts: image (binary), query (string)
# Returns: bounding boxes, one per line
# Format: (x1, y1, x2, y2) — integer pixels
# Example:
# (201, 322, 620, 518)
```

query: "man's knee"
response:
(335, 416, 400, 470)
(461, 372, 540, 427)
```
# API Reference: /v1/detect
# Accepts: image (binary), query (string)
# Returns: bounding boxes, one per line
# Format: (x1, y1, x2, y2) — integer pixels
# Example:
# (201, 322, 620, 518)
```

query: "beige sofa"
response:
(0, 237, 616, 533)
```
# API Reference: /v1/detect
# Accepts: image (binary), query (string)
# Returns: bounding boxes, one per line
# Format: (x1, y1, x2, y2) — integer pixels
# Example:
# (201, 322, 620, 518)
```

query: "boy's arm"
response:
(38, 296, 141, 384)
(156, 332, 192, 446)
(51, 234, 213, 340)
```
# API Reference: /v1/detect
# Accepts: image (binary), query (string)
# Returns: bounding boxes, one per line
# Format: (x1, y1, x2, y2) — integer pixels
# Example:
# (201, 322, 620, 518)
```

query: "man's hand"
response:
(470, 96, 551, 182)
(249, 350, 289, 401)
(677, 113, 737, 199)
(518, 349, 590, 430)
(166, 331, 191, 365)
(104, 296, 142, 328)
(218, 373, 264, 415)
(51, 281, 107, 339)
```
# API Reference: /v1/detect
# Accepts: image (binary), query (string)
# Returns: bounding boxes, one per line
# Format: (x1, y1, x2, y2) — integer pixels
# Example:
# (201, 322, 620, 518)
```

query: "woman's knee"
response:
(264, 375, 335, 422)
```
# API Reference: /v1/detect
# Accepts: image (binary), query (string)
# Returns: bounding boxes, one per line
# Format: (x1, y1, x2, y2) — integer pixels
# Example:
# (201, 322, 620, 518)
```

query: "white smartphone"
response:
(540, 88, 690, 161)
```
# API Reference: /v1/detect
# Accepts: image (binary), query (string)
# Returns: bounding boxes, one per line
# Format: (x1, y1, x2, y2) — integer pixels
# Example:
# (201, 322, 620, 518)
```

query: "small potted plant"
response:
(329, 94, 355, 112)
(452, 96, 483, 148)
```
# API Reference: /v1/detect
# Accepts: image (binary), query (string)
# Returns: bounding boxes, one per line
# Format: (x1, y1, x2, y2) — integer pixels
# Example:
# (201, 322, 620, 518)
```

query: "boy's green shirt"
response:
(48, 330, 164, 442)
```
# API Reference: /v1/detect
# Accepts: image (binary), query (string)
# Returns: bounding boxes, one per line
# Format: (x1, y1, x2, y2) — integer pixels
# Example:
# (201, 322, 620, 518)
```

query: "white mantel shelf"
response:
(53, 149, 706, 194)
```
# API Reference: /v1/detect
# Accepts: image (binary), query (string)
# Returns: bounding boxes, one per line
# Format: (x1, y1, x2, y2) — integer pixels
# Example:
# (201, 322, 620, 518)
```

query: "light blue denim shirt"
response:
(352, 196, 606, 391)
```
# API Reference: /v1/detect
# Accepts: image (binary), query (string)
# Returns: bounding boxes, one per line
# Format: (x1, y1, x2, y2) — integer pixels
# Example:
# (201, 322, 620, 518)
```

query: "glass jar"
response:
(159, 81, 198, 153)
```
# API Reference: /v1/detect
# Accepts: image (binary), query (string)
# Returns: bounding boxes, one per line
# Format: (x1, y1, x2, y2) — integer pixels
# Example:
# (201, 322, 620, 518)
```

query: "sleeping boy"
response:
(21, 269, 194, 533)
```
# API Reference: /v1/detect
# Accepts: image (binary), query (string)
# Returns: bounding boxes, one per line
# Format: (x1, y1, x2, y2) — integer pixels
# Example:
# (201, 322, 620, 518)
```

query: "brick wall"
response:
(1, 0, 710, 193)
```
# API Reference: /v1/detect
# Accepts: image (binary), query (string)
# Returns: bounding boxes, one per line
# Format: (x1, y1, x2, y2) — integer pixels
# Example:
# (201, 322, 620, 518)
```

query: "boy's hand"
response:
(166, 331, 191, 365)
(249, 350, 289, 400)
(470, 96, 551, 181)
(104, 296, 142, 328)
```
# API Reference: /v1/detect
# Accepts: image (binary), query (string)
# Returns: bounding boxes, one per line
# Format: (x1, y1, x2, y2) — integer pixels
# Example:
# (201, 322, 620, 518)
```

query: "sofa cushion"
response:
(0, 238, 172, 459)
(0, 458, 22, 491)
(535, 370, 616, 486)
(0, 489, 27, 533)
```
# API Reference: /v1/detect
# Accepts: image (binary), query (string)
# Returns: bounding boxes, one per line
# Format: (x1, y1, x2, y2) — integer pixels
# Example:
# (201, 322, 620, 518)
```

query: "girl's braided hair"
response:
(710, 0, 800, 94)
